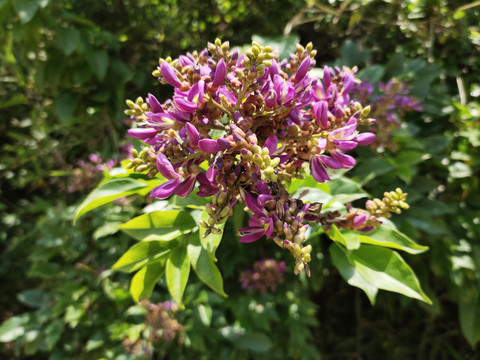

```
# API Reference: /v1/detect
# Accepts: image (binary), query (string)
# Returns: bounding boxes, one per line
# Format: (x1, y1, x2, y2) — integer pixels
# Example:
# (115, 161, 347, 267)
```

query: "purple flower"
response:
(212, 58, 226, 88)
(239, 215, 274, 243)
(147, 93, 164, 113)
(185, 122, 199, 146)
(313, 101, 328, 128)
(128, 128, 158, 140)
(294, 57, 311, 82)
(160, 61, 183, 88)
(309, 155, 331, 183)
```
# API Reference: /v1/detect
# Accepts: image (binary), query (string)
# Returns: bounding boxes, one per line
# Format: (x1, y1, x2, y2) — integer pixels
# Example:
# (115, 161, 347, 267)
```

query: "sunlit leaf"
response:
(187, 232, 227, 297)
(330, 244, 377, 304)
(112, 241, 171, 273)
(74, 178, 148, 222)
(130, 262, 164, 302)
(166, 246, 190, 306)
(199, 209, 225, 261)
(120, 210, 196, 241)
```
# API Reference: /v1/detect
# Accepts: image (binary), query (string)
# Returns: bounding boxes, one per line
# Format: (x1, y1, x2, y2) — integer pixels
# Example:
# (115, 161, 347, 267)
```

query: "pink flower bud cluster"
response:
(239, 259, 286, 294)
(353, 79, 422, 151)
(125, 39, 378, 275)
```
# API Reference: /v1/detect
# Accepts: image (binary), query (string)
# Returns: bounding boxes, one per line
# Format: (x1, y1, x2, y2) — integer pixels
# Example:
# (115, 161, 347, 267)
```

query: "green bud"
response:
(206, 202, 215, 216)
(256, 63, 266, 72)
(253, 154, 264, 166)
(152, 69, 161, 77)
(217, 215, 228, 224)
(270, 157, 281, 167)
(361, 105, 371, 118)
(303, 253, 311, 263)
(251, 46, 260, 57)
(208, 216, 216, 226)
(263, 60, 273, 67)
(126, 99, 135, 108)
(269, 173, 277, 182)
(263, 46, 273, 53)
(306, 42, 313, 52)
(251, 41, 261, 49)
(210, 227, 222, 235)
(264, 166, 274, 175)
(217, 191, 227, 205)
(263, 155, 271, 166)
(219, 205, 231, 218)
(199, 220, 209, 228)
(130, 149, 139, 158)
(214, 38, 222, 47)
(246, 50, 255, 61)
(251, 144, 262, 155)
(124, 109, 135, 116)
(135, 164, 148, 172)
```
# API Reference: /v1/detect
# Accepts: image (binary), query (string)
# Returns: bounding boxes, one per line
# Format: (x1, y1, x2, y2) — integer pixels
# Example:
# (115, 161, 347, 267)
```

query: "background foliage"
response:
(1, 0, 479, 358)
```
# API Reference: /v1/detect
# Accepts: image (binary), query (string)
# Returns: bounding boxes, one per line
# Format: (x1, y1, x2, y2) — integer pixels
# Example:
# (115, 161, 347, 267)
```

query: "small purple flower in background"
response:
(68, 154, 118, 193)
(239, 259, 286, 294)
(353, 78, 423, 151)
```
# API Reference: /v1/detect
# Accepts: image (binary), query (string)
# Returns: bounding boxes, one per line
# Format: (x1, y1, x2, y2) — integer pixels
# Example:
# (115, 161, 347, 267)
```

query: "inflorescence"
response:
(124, 39, 408, 276)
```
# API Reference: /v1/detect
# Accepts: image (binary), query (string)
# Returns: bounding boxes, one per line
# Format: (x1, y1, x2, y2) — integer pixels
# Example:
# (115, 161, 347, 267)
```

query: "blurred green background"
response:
(1, 0, 480, 358)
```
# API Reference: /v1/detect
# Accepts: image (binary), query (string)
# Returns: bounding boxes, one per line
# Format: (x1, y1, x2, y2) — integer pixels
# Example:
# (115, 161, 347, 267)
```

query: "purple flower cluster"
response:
(239, 259, 286, 294)
(69, 154, 117, 193)
(125, 39, 378, 275)
(353, 79, 422, 151)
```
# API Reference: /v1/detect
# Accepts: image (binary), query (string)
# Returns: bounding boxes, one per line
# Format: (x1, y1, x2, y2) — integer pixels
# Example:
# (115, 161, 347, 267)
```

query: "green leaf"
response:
(55, 92, 80, 125)
(0, 315, 29, 342)
(341, 40, 370, 67)
(459, 290, 480, 348)
(74, 178, 147, 222)
(199, 209, 225, 261)
(13, 0, 39, 23)
(130, 262, 164, 302)
(327, 225, 360, 250)
(57, 27, 81, 56)
(165, 246, 190, 306)
(120, 210, 196, 241)
(87, 49, 109, 80)
(44, 319, 64, 351)
(112, 241, 171, 273)
(187, 232, 227, 297)
(17, 289, 47, 308)
(356, 219, 428, 254)
(358, 65, 385, 84)
(343, 244, 431, 303)
(219, 326, 272, 352)
(330, 244, 377, 304)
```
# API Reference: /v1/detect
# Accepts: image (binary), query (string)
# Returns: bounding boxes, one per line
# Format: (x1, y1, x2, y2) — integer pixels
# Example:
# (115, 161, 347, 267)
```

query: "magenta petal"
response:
(185, 122, 199, 146)
(156, 153, 180, 180)
(331, 151, 356, 169)
(355, 132, 376, 146)
(175, 176, 197, 197)
(295, 57, 310, 82)
(289, 107, 301, 125)
(198, 139, 222, 153)
(151, 178, 181, 199)
(147, 93, 164, 113)
(239, 229, 265, 243)
(243, 191, 265, 216)
(320, 155, 343, 169)
(323, 65, 331, 89)
(160, 61, 183, 88)
(206, 166, 218, 183)
(217, 138, 233, 150)
(212, 58, 226, 88)
(313, 101, 328, 128)
(128, 128, 157, 140)
(174, 97, 198, 112)
(265, 218, 274, 238)
(353, 213, 367, 227)
(264, 134, 278, 155)
(310, 156, 331, 183)
(334, 140, 358, 151)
